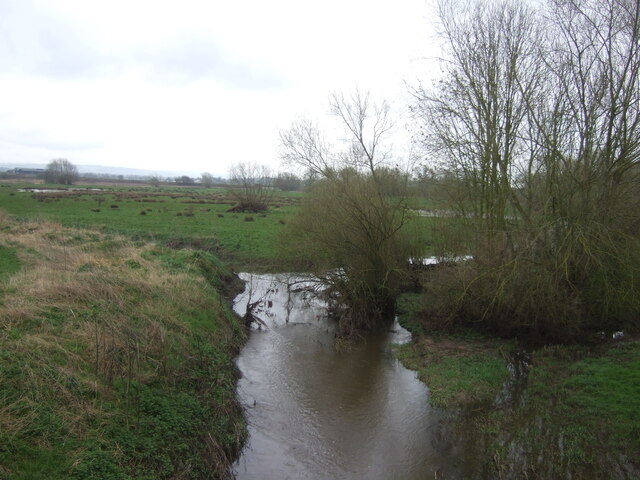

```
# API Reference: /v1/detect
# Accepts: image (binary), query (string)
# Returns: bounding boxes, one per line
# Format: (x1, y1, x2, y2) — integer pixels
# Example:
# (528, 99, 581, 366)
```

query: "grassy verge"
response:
(0, 214, 246, 479)
(396, 291, 640, 478)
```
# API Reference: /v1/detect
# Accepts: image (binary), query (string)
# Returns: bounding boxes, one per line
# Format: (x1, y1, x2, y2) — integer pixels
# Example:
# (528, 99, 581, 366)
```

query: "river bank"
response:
(396, 292, 640, 479)
(0, 212, 246, 479)
(3, 175, 638, 479)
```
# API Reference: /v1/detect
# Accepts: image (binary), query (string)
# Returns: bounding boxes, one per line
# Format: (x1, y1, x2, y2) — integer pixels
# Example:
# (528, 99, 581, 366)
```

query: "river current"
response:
(230, 273, 475, 480)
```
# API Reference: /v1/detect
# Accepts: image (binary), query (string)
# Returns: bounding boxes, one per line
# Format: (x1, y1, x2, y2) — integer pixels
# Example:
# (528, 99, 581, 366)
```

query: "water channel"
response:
(230, 273, 479, 480)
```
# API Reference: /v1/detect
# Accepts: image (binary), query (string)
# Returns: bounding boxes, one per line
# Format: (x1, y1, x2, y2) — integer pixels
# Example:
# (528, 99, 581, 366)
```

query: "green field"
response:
(0, 183, 300, 267)
(0, 183, 438, 267)
(7, 180, 635, 478)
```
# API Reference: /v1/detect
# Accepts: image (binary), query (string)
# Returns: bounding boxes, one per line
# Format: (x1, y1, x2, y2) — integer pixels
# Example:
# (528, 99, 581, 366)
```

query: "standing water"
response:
(231, 273, 476, 480)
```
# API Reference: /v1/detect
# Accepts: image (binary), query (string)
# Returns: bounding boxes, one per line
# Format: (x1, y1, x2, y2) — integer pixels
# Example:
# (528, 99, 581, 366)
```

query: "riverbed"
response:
(230, 273, 478, 480)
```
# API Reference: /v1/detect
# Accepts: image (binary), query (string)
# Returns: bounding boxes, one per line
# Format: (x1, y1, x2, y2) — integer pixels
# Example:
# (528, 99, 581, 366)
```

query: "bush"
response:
(226, 163, 274, 212)
(283, 169, 420, 333)
(422, 226, 640, 343)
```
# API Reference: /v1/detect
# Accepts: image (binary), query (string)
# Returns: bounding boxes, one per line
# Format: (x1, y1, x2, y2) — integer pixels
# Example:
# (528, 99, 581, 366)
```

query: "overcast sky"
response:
(0, 0, 437, 177)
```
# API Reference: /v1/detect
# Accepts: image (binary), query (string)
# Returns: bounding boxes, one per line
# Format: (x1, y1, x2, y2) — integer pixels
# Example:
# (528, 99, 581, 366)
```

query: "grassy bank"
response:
(0, 212, 246, 479)
(396, 293, 515, 409)
(396, 292, 640, 479)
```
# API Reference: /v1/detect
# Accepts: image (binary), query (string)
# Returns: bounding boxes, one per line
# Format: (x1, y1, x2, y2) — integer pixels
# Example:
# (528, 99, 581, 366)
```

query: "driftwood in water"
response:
(244, 299, 268, 329)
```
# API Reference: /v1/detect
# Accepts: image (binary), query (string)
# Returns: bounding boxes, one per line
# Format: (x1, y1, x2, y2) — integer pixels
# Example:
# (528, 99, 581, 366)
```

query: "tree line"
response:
(277, 0, 639, 341)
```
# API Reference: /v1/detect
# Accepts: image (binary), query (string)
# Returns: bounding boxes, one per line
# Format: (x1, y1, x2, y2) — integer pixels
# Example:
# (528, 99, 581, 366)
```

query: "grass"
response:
(0, 183, 439, 269)
(4, 178, 637, 478)
(528, 342, 640, 455)
(0, 215, 246, 479)
(400, 349, 510, 408)
(0, 246, 21, 281)
(471, 341, 640, 479)
(395, 292, 512, 408)
(0, 183, 299, 267)
(0, 245, 21, 300)
(396, 289, 640, 478)
(0, 213, 22, 305)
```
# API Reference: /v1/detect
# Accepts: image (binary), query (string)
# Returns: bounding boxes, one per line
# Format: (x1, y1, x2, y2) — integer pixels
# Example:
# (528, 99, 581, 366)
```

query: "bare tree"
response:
(273, 172, 302, 191)
(44, 158, 79, 185)
(281, 90, 395, 181)
(412, 0, 640, 340)
(536, 0, 640, 229)
(175, 175, 195, 186)
(148, 175, 162, 187)
(330, 90, 394, 178)
(280, 91, 419, 332)
(227, 162, 274, 212)
(200, 172, 215, 188)
(412, 0, 541, 236)
(280, 118, 334, 178)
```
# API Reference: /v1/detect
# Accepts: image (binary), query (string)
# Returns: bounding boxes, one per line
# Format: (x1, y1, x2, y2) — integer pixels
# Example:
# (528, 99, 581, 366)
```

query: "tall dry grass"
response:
(0, 214, 244, 477)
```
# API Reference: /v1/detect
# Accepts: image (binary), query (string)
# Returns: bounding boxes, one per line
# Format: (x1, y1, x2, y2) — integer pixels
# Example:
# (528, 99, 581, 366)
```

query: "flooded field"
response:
(17, 188, 105, 192)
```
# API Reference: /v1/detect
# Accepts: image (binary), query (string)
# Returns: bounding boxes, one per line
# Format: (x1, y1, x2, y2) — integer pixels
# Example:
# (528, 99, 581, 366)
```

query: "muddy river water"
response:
(230, 273, 478, 480)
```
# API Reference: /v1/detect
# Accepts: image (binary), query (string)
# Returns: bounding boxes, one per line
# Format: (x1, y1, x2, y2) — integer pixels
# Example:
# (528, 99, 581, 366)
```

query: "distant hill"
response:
(0, 162, 205, 178)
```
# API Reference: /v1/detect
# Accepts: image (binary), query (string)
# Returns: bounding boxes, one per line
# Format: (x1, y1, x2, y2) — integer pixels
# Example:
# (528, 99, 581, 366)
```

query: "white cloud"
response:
(0, 0, 436, 176)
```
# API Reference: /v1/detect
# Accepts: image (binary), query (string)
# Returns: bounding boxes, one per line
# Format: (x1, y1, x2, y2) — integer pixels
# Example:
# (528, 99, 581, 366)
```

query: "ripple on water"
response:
(231, 273, 481, 480)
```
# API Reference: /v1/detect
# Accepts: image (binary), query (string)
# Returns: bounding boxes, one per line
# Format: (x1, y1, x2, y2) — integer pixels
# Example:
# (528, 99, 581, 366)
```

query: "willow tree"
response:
(534, 0, 640, 334)
(412, 0, 542, 240)
(413, 0, 640, 340)
(227, 162, 274, 212)
(44, 158, 79, 185)
(280, 91, 420, 333)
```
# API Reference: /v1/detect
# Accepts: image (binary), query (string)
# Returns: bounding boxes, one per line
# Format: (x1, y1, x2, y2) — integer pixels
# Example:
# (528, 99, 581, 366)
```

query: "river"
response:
(230, 273, 478, 480)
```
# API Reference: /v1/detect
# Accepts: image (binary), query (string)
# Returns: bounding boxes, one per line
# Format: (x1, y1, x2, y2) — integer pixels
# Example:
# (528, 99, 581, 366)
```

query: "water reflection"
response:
(17, 188, 105, 193)
(231, 273, 474, 480)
